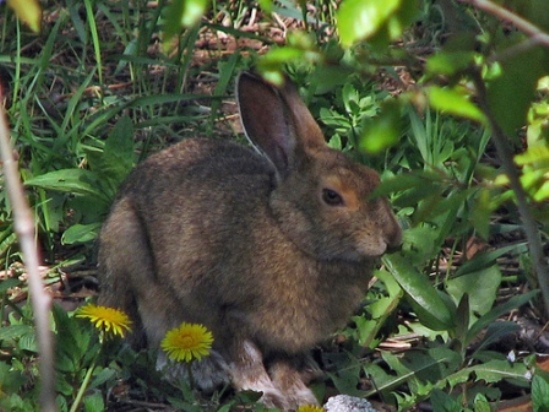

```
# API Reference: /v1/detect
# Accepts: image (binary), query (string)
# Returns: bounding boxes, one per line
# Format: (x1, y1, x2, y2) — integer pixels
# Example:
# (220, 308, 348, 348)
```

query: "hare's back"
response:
(119, 138, 274, 198)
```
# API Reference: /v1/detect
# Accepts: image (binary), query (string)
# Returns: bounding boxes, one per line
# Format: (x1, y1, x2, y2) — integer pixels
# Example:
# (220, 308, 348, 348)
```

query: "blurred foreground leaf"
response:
(7, 0, 42, 32)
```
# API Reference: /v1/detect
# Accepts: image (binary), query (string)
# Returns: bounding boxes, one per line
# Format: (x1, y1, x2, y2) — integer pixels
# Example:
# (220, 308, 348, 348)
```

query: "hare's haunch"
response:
(98, 72, 402, 410)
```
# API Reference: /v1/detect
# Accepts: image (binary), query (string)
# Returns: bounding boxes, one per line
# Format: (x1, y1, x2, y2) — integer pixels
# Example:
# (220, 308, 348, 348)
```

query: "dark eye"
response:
(322, 188, 344, 206)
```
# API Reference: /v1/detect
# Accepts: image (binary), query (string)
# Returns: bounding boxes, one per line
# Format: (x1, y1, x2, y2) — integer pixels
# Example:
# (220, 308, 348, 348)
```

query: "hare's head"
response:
(237, 72, 402, 262)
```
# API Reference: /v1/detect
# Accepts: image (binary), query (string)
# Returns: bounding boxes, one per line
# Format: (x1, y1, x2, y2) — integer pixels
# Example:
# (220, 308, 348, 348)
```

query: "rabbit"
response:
(97, 71, 402, 410)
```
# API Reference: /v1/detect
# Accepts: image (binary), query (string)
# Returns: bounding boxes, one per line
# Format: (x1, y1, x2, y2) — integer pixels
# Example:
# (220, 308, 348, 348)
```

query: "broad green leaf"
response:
(384, 254, 454, 330)
(7, 0, 42, 32)
(430, 389, 462, 412)
(163, 0, 210, 45)
(258, 0, 273, 13)
(93, 115, 135, 195)
(372, 171, 442, 198)
(352, 316, 378, 348)
(61, 223, 102, 245)
(446, 265, 502, 317)
(328, 355, 367, 397)
(466, 291, 538, 345)
(0, 362, 26, 395)
(83, 392, 105, 412)
(0, 278, 21, 293)
(454, 294, 470, 346)
(25, 169, 108, 202)
(337, 0, 401, 47)
(515, 145, 549, 167)
(0, 325, 34, 341)
(473, 393, 491, 412)
(442, 358, 529, 389)
(426, 51, 475, 76)
(473, 359, 529, 383)
(359, 100, 402, 153)
(487, 46, 549, 135)
(455, 244, 521, 277)
(427, 86, 486, 124)
(470, 188, 493, 240)
(402, 224, 440, 265)
(532, 374, 549, 412)
(357, 269, 403, 347)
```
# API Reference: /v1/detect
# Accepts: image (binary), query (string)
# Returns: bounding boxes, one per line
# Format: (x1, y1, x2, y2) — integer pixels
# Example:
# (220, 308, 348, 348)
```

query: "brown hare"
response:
(98, 72, 402, 410)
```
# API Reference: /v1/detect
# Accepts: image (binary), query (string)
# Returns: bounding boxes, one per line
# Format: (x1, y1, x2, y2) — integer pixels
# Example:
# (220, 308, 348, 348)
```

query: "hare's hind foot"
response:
(229, 340, 318, 411)
(269, 357, 319, 409)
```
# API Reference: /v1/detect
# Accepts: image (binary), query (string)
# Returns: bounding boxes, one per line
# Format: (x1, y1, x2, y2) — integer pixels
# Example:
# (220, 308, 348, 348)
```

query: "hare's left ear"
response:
(236, 72, 325, 178)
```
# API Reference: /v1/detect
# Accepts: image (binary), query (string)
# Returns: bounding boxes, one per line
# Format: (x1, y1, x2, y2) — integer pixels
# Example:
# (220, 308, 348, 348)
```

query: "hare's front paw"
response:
(157, 350, 230, 392)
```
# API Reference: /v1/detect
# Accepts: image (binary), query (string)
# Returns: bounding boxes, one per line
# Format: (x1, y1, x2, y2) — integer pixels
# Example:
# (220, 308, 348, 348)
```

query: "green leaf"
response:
(532, 374, 549, 412)
(473, 393, 491, 412)
(359, 100, 402, 153)
(327, 354, 367, 397)
(384, 254, 455, 330)
(357, 269, 403, 347)
(0, 278, 21, 293)
(337, 0, 401, 47)
(25, 169, 108, 203)
(426, 51, 475, 76)
(83, 392, 105, 412)
(427, 86, 486, 124)
(61, 223, 102, 245)
(92, 115, 135, 195)
(258, 0, 273, 13)
(0, 325, 34, 341)
(473, 359, 529, 383)
(372, 171, 442, 198)
(466, 291, 538, 346)
(430, 389, 462, 412)
(162, 0, 210, 46)
(486, 46, 549, 135)
(446, 265, 502, 317)
(455, 244, 520, 277)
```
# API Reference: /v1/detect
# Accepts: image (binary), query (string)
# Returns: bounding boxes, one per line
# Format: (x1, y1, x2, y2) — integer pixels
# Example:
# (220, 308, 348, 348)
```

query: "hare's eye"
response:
(322, 188, 344, 206)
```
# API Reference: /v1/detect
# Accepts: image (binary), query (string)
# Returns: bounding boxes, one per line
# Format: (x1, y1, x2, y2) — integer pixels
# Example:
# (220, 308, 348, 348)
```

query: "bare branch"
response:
(459, 0, 549, 48)
(0, 89, 57, 411)
(470, 69, 549, 320)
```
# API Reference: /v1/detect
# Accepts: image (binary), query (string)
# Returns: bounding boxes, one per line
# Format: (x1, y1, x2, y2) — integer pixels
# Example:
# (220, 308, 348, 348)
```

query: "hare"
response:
(98, 72, 402, 410)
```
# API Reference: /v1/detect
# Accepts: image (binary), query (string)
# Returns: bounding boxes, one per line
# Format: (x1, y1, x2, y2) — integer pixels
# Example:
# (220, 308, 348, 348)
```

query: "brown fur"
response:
(97, 72, 402, 410)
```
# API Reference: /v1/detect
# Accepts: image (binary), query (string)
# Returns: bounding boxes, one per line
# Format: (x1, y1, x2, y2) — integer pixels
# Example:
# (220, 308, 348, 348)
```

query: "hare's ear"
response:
(236, 72, 325, 178)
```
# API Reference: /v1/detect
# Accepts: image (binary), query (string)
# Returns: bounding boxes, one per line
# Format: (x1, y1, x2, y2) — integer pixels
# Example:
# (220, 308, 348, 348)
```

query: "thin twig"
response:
(0, 90, 57, 410)
(459, 0, 549, 48)
(470, 69, 549, 320)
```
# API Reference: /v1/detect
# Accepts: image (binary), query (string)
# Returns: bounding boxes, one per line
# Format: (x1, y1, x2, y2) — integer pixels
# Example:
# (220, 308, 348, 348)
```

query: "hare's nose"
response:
(386, 238, 402, 254)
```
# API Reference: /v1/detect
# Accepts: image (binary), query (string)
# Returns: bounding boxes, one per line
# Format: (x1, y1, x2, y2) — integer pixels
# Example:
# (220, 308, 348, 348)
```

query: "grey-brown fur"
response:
(98, 72, 402, 410)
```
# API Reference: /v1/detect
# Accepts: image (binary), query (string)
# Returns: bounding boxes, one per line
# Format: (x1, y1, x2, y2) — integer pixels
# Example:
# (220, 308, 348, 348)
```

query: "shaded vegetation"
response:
(0, 0, 548, 410)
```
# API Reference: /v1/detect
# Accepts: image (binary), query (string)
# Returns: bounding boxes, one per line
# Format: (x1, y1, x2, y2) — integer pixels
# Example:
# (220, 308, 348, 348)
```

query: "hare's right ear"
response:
(236, 72, 325, 178)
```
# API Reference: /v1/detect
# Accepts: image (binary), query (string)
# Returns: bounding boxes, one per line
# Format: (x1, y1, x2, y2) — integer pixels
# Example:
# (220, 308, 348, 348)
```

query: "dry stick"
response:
(461, 0, 549, 318)
(471, 70, 549, 319)
(0, 99, 57, 410)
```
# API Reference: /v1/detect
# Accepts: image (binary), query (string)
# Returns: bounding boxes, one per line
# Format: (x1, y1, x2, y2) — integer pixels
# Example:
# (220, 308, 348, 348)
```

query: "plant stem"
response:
(471, 69, 549, 319)
(69, 361, 97, 412)
(459, 0, 549, 48)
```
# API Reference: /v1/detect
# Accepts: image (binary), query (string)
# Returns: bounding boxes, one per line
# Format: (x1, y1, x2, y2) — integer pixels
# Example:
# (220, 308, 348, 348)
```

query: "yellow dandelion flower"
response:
(76, 304, 132, 338)
(296, 406, 325, 412)
(161, 322, 213, 363)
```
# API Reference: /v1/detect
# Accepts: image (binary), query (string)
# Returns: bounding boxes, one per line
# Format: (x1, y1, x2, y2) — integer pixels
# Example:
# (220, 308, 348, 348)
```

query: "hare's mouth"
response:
(354, 238, 394, 259)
